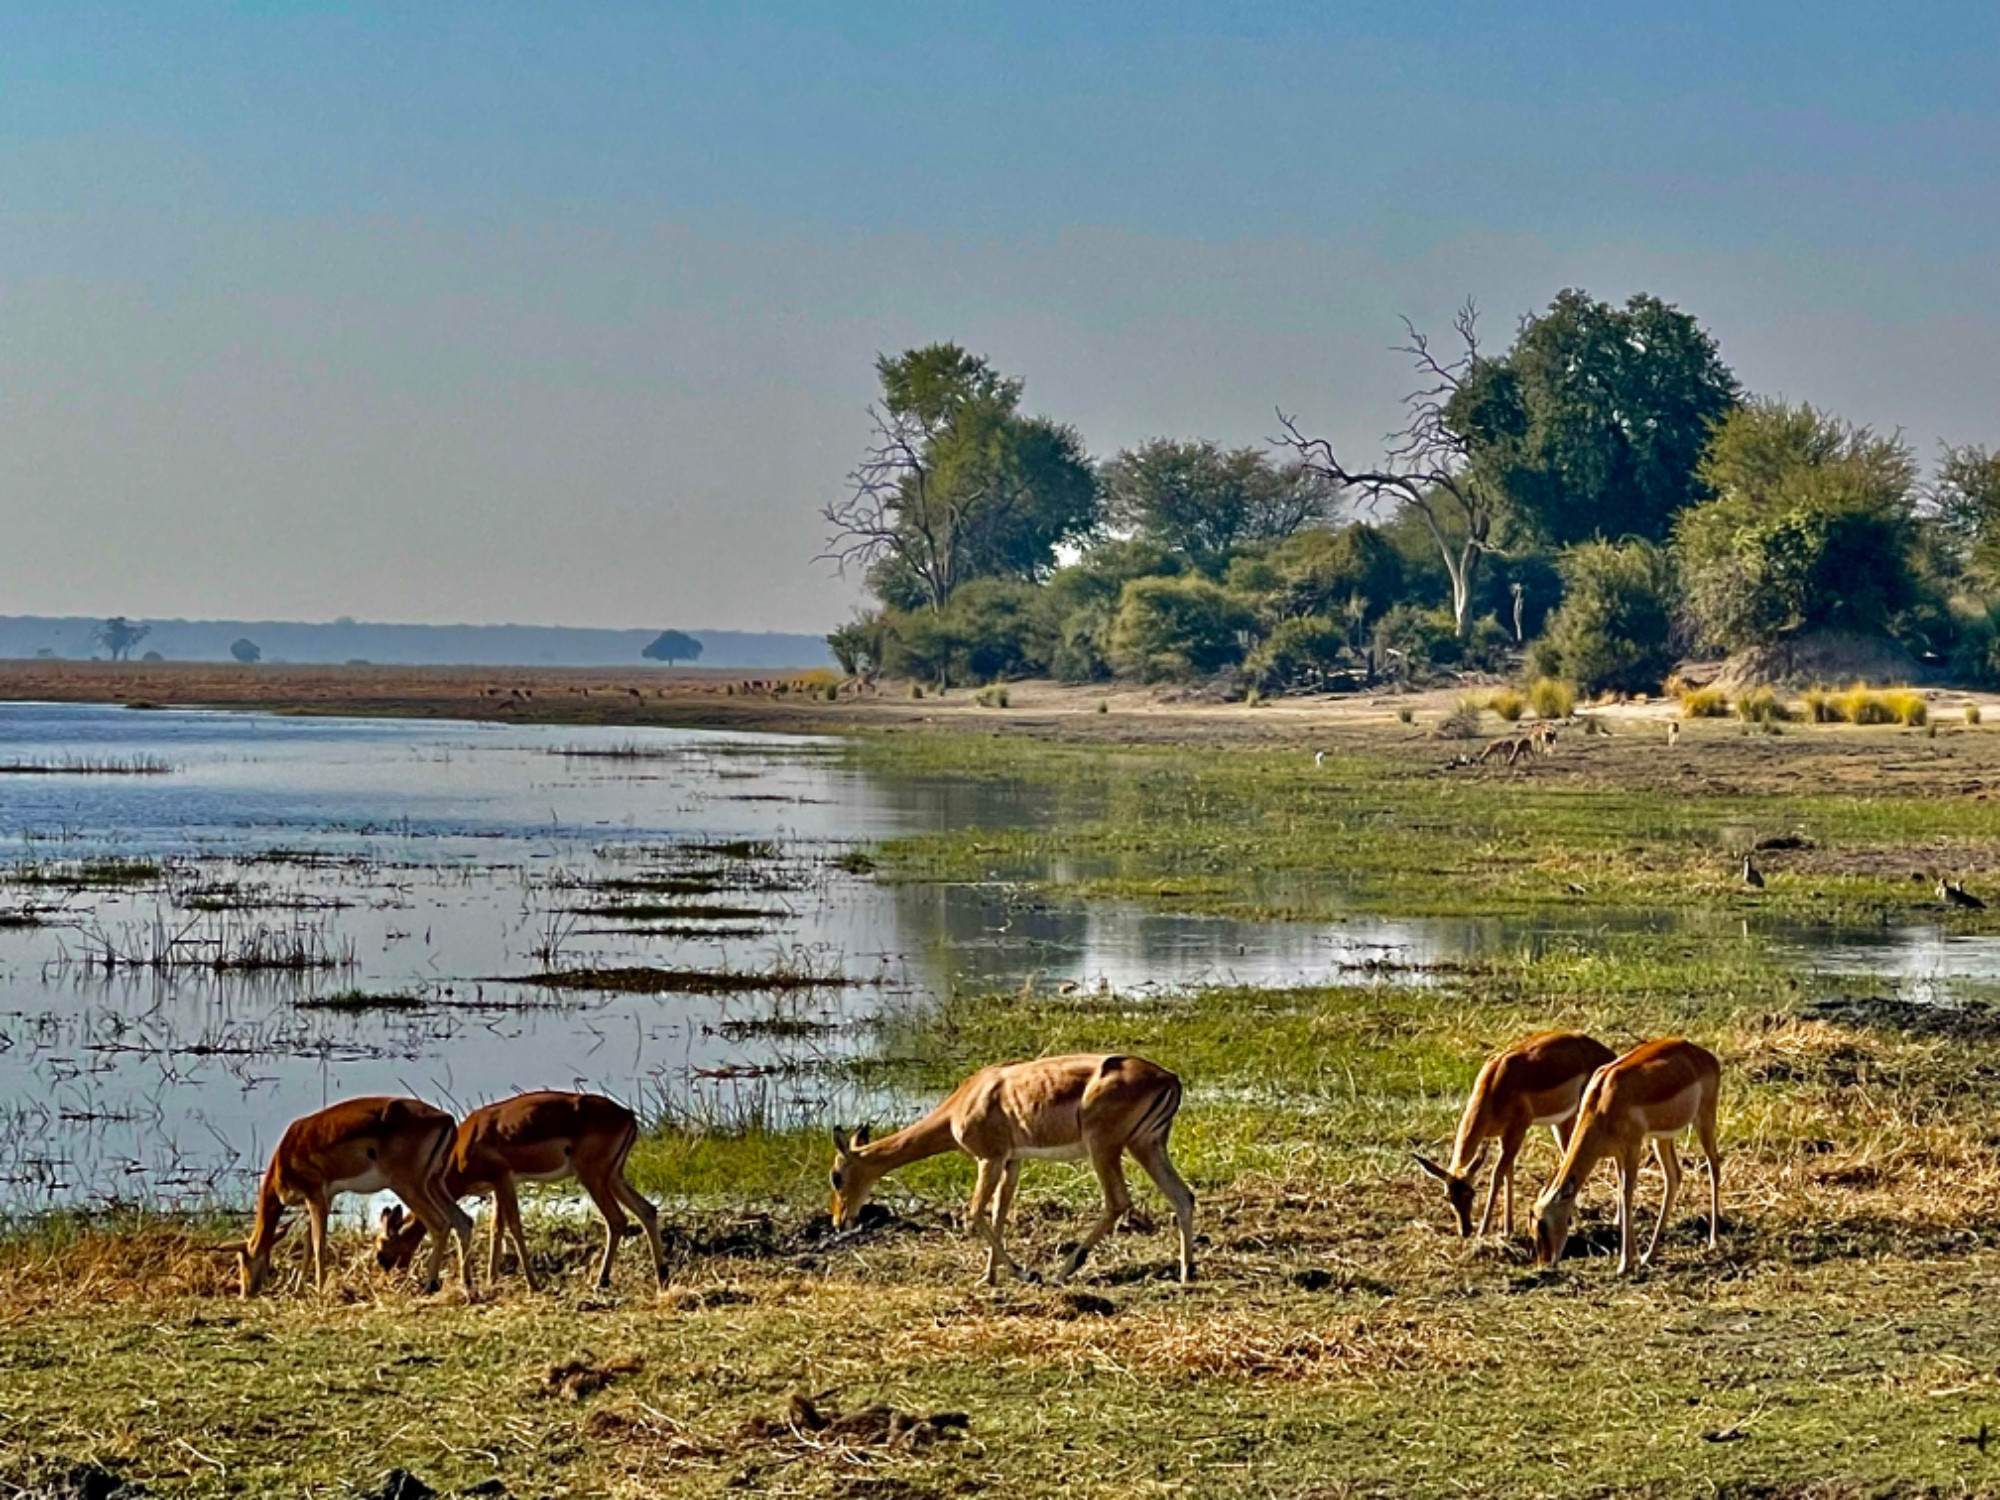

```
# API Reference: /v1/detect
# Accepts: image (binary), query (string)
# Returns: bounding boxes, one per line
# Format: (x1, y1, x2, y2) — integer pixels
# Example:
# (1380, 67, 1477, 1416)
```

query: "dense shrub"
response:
(1534, 540, 1676, 695)
(1487, 689, 1526, 721)
(1246, 615, 1348, 689)
(1108, 575, 1255, 680)
(1678, 686, 1729, 718)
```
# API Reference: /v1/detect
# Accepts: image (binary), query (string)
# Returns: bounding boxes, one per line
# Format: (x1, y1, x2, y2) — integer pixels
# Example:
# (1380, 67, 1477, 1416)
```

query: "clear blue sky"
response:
(2, 3, 1995, 631)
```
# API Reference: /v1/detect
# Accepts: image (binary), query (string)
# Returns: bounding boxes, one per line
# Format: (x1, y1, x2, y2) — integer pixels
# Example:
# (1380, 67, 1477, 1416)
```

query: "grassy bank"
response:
(860, 730, 2000, 923)
(10, 933, 2000, 1497)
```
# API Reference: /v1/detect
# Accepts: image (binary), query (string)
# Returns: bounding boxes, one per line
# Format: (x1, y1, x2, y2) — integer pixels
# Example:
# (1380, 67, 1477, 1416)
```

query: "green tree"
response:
(1931, 444, 2000, 585)
(1108, 575, 1255, 680)
(1452, 290, 1739, 547)
(1534, 540, 1677, 693)
(1673, 402, 1921, 653)
(229, 637, 262, 664)
(1102, 440, 1334, 562)
(95, 617, 150, 661)
(823, 344, 1098, 612)
(641, 630, 703, 665)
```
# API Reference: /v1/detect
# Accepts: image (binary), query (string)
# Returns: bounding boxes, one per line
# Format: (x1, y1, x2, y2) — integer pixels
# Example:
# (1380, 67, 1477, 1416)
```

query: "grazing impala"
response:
(829, 1054, 1195, 1285)
(224, 1097, 473, 1298)
(1414, 1030, 1617, 1237)
(1533, 1038, 1722, 1274)
(374, 1091, 665, 1290)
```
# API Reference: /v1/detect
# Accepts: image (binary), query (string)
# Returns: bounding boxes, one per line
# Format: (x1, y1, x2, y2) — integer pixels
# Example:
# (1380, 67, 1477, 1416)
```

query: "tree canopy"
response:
(1451, 290, 1739, 548)
(824, 344, 1098, 613)
(642, 630, 703, 665)
(1103, 440, 1335, 562)
(95, 618, 150, 661)
(1673, 402, 1920, 652)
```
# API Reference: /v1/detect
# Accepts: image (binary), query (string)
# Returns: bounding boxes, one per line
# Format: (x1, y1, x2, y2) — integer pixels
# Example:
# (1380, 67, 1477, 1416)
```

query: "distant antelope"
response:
(1477, 735, 1534, 765)
(1667, 721, 1680, 747)
(1415, 1031, 1617, 1238)
(1939, 877, 1987, 911)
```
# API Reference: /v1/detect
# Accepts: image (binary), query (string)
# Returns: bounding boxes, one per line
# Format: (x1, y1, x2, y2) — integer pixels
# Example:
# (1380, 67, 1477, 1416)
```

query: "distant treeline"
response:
(824, 293, 2000, 694)
(0, 617, 834, 671)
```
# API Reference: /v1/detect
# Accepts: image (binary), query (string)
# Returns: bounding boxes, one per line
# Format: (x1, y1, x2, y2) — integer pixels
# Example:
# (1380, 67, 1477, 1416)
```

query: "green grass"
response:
(13, 949, 2000, 1497)
(852, 733, 2000, 924)
(20, 730, 2000, 1495)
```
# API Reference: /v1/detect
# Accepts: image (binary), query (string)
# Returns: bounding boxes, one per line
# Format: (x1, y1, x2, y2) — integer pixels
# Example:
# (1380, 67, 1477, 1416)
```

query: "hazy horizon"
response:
(3, 4, 1995, 633)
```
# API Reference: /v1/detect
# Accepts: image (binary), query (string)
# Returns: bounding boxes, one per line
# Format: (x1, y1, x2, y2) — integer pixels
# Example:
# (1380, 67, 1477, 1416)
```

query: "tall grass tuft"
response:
(973, 684, 1011, 708)
(1526, 677, 1574, 720)
(1486, 689, 1525, 722)
(1396, 704, 1415, 724)
(1735, 686, 1793, 724)
(1435, 699, 1483, 739)
(1967, 702, 1983, 726)
(1802, 687, 1837, 723)
(1678, 686, 1729, 719)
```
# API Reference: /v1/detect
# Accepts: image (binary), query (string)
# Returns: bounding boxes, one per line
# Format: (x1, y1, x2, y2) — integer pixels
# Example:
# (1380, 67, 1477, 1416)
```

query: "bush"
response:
(1372, 604, 1460, 679)
(1246, 614, 1347, 691)
(973, 684, 1011, 708)
(1734, 686, 1792, 724)
(1802, 687, 1835, 722)
(1967, 703, 1983, 726)
(1679, 686, 1730, 718)
(1109, 575, 1255, 680)
(1435, 699, 1483, 739)
(1396, 704, 1415, 724)
(1527, 677, 1574, 719)
(1535, 540, 1677, 695)
(1487, 689, 1526, 721)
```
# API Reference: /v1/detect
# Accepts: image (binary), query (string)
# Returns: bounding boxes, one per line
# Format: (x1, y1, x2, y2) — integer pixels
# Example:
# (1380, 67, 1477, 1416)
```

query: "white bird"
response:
(1742, 856, 1765, 889)
(1314, 750, 1326, 767)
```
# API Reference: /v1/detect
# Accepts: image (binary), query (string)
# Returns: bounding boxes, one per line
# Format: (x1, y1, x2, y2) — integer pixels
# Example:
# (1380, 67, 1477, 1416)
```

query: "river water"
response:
(0, 701, 1989, 1214)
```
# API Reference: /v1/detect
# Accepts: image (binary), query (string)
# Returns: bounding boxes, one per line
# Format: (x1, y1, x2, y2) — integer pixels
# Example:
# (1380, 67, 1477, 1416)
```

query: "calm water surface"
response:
(0, 702, 1985, 1213)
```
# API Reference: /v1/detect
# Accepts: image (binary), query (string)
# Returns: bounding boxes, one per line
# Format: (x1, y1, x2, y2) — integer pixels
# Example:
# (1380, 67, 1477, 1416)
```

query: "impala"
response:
(373, 1090, 665, 1290)
(1533, 1038, 1722, 1274)
(223, 1096, 474, 1298)
(829, 1053, 1195, 1285)
(1414, 1030, 1617, 1237)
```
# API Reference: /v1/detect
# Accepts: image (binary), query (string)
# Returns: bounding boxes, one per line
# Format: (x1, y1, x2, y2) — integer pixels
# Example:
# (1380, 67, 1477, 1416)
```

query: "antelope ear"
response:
(830, 1126, 852, 1157)
(1412, 1153, 1452, 1183)
(379, 1205, 404, 1232)
(854, 1123, 871, 1148)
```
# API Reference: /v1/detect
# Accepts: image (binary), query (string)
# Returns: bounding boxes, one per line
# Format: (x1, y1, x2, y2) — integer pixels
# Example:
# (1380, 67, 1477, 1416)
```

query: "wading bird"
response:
(1742, 856, 1764, 888)
(1939, 876, 1987, 911)
(1415, 1031, 1618, 1238)
(829, 1054, 1195, 1285)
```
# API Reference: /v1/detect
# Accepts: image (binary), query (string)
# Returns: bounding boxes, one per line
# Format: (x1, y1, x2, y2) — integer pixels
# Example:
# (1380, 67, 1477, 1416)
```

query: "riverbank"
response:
(10, 962, 2000, 1498)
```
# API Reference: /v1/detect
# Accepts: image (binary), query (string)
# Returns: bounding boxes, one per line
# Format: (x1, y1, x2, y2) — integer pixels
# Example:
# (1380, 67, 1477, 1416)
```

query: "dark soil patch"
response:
(741, 1393, 969, 1451)
(516, 965, 849, 995)
(1808, 994, 2000, 1041)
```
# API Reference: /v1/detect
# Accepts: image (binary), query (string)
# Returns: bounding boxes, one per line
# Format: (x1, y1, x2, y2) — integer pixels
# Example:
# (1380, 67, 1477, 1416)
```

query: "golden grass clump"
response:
(1802, 687, 1836, 722)
(1966, 702, 1983, 726)
(1526, 677, 1574, 719)
(1486, 688, 1525, 722)
(1734, 686, 1793, 724)
(1678, 685, 1729, 719)
(1827, 683, 1926, 726)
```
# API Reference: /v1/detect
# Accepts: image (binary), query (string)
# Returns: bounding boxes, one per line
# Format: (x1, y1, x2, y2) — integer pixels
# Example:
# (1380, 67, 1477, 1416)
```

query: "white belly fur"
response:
(325, 1167, 391, 1197)
(1010, 1143, 1089, 1163)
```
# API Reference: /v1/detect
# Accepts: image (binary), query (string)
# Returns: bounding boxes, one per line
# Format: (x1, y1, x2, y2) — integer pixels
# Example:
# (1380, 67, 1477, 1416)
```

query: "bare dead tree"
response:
(1277, 302, 1500, 636)
(822, 402, 1003, 615)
